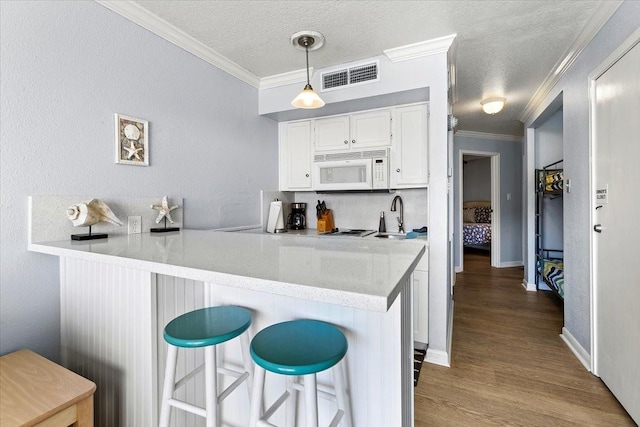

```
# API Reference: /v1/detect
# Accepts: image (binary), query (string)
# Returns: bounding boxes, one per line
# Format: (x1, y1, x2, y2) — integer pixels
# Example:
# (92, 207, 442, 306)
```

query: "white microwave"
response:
(313, 150, 389, 191)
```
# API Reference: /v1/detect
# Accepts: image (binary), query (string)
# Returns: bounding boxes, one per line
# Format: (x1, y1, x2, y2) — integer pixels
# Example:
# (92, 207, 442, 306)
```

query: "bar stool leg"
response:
(333, 360, 352, 427)
(205, 346, 218, 427)
(239, 330, 254, 403)
(285, 375, 297, 427)
(303, 374, 319, 427)
(159, 345, 178, 427)
(249, 365, 266, 427)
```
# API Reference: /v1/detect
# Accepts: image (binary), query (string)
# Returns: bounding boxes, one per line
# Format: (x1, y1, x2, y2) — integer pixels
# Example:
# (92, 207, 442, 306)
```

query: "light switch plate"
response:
(128, 216, 142, 234)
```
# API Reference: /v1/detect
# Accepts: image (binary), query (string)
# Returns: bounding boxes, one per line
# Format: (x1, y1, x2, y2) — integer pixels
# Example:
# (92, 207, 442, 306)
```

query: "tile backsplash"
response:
(292, 189, 428, 232)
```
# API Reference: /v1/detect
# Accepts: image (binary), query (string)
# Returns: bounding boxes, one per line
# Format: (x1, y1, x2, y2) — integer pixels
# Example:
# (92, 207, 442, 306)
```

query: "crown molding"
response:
(455, 130, 523, 143)
(96, 0, 260, 88)
(519, 0, 622, 123)
(260, 68, 313, 90)
(384, 34, 457, 63)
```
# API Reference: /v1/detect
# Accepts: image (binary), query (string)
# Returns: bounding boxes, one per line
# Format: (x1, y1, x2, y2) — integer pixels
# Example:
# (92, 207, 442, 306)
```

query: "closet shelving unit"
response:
(535, 159, 564, 298)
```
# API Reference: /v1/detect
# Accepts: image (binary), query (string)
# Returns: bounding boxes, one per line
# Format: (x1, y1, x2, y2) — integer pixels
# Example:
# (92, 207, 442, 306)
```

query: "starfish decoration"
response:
(151, 196, 179, 224)
(124, 140, 144, 161)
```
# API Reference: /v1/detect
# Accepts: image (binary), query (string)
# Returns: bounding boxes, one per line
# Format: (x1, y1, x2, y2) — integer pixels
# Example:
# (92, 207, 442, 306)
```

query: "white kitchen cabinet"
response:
(315, 115, 350, 152)
(391, 104, 429, 188)
(279, 120, 313, 191)
(413, 244, 429, 344)
(314, 110, 391, 152)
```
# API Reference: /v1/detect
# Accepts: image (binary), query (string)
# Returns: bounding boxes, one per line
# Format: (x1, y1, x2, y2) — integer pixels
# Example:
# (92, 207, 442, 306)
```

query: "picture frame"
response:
(115, 113, 149, 166)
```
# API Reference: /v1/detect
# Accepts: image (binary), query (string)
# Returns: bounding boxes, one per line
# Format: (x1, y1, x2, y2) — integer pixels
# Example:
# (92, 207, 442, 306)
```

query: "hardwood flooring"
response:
(414, 250, 634, 426)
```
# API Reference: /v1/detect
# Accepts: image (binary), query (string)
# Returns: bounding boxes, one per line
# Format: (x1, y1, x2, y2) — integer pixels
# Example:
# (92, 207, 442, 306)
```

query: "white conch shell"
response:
(66, 199, 123, 227)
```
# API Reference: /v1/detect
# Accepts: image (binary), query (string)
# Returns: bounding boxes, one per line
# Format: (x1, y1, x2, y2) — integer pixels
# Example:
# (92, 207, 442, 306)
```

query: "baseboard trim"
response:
(426, 349, 450, 367)
(522, 279, 537, 292)
(500, 260, 523, 268)
(560, 327, 591, 372)
(426, 301, 454, 367)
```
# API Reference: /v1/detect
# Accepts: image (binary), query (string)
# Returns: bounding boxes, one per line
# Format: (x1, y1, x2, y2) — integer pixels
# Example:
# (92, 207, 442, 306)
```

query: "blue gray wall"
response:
(524, 0, 640, 353)
(0, 2, 278, 360)
(454, 135, 523, 268)
(535, 109, 564, 264)
(463, 157, 491, 202)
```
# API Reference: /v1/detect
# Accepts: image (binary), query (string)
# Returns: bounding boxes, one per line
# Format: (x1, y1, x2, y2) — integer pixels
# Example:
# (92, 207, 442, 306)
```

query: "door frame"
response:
(457, 150, 501, 271)
(589, 28, 640, 375)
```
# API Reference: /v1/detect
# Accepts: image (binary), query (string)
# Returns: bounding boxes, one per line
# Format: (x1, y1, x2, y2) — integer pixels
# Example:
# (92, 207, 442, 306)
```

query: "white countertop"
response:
(29, 229, 425, 312)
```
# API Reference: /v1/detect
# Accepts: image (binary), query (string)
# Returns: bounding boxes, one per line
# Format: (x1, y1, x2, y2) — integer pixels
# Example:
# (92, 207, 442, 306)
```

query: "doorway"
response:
(457, 150, 500, 271)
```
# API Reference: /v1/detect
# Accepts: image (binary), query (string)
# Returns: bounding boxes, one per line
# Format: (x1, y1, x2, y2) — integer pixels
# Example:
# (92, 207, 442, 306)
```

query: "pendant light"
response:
(291, 34, 325, 109)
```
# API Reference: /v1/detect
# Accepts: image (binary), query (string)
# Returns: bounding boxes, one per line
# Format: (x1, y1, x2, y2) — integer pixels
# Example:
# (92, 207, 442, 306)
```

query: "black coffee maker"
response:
(287, 203, 307, 230)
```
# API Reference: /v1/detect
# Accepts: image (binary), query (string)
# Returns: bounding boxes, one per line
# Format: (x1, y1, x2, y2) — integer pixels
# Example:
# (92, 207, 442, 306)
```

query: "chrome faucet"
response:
(390, 195, 404, 233)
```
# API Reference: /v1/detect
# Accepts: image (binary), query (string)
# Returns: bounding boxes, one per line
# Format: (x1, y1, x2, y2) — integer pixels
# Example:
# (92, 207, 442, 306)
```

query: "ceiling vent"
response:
(321, 60, 379, 92)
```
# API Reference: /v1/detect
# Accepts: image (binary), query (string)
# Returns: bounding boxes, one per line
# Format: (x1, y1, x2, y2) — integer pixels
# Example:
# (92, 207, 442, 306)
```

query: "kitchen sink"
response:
(372, 232, 407, 240)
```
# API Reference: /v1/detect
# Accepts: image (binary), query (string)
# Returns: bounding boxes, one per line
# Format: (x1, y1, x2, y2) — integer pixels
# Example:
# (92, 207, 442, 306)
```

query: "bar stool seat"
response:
(249, 319, 352, 427)
(160, 305, 253, 427)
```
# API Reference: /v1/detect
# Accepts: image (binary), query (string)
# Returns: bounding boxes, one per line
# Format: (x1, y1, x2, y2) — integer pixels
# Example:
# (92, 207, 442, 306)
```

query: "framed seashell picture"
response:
(115, 113, 149, 166)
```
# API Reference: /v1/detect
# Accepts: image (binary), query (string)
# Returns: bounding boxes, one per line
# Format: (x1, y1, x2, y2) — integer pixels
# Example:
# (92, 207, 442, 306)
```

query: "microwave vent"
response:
(314, 149, 388, 162)
(321, 60, 379, 92)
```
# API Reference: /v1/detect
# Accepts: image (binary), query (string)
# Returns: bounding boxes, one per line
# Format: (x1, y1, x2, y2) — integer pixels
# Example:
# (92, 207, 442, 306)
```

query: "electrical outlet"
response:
(128, 216, 141, 234)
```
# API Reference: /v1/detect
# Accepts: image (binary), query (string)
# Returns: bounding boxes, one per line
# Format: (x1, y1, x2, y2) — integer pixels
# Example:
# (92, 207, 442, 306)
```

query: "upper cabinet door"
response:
(279, 121, 312, 190)
(391, 104, 428, 188)
(350, 110, 391, 149)
(314, 116, 350, 152)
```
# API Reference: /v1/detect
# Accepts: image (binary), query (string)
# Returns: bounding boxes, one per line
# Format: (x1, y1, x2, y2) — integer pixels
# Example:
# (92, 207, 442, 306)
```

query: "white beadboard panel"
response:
(58, 262, 412, 426)
(60, 257, 158, 427)
(156, 275, 208, 427)
(202, 278, 410, 426)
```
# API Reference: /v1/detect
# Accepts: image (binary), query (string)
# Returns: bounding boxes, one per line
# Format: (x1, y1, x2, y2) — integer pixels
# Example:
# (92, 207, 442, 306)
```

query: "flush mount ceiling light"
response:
(291, 31, 325, 109)
(481, 97, 506, 115)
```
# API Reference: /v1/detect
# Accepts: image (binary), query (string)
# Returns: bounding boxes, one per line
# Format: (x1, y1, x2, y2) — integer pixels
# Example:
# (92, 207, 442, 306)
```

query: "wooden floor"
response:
(414, 250, 634, 426)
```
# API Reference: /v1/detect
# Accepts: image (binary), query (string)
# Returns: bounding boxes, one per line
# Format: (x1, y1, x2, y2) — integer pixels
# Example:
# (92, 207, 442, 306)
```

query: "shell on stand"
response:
(66, 199, 123, 227)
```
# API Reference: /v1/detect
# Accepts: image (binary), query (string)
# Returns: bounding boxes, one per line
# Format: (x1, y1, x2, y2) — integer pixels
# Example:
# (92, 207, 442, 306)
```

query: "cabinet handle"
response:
(396, 168, 401, 172)
(305, 174, 309, 177)
(344, 140, 348, 144)
(352, 139, 356, 144)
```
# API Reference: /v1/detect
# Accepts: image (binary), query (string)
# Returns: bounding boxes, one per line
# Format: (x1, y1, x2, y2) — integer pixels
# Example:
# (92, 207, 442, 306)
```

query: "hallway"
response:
(414, 251, 634, 426)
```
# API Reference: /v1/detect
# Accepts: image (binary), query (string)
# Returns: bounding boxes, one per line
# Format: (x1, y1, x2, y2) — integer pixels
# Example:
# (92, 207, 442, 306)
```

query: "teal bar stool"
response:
(249, 320, 352, 427)
(159, 306, 253, 427)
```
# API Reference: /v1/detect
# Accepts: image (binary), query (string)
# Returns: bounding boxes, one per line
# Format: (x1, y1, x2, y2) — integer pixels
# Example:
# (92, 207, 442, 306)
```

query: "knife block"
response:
(317, 209, 335, 234)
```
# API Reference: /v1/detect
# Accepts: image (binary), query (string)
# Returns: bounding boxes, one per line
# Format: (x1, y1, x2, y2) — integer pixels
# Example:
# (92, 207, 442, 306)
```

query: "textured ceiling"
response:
(132, 0, 606, 136)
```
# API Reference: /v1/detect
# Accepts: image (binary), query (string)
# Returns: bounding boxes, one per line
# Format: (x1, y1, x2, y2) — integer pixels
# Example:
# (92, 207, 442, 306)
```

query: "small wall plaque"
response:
(115, 114, 149, 166)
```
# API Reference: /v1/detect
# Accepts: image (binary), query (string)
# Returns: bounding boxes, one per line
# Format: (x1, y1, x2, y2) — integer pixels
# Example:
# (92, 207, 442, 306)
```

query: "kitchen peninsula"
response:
(29, 229, 424, 426)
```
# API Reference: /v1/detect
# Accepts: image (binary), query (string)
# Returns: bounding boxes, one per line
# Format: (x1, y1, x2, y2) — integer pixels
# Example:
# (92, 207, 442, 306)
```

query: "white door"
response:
(593, 39, 640, 423)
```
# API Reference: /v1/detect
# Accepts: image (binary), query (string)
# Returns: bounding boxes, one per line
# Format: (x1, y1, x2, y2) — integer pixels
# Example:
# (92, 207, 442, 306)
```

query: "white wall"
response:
(0, 2, 278, 360)
(523, 0, 640, 353)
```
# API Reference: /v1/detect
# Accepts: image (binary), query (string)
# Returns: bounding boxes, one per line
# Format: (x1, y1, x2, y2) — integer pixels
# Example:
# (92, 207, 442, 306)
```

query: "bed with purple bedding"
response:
(462, 202, 492, 248)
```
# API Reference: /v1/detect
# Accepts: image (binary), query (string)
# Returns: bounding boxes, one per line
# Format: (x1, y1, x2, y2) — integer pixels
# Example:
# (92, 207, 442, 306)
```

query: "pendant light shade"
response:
(291, 34, 325, 109)
(292, 84, 325, 109)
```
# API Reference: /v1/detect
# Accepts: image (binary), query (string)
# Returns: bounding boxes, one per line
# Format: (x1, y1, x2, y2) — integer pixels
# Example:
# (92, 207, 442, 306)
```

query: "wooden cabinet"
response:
(413, 244, 429, 344)
(314, 110, 391, 152)
(279, 120, 313, 191)
(391, 104, 429, 188)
